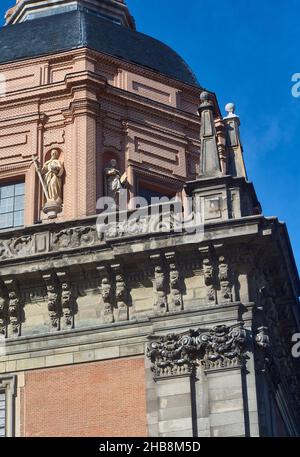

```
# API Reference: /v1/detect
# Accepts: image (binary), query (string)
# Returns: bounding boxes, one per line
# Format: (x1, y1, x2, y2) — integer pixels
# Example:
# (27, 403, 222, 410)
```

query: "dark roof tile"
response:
(0, 10, 199, 87)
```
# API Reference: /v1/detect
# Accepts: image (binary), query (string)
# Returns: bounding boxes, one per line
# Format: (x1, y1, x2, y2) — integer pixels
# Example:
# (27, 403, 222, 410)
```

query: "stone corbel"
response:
(255, 326, 271, 349)
(57, 270, 74, 330)
(199, 247, 217, 304)
(42, 272, 61, 331)
(4, 279, 21, 337)
(165, 251, 183, 312)
(112, 264, 129, 322)
(97, 265, 114, 324)
(150, 254, 168, 315)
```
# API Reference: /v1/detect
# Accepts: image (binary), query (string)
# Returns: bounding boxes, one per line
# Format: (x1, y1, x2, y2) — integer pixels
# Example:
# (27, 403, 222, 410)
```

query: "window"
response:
(0, 182, 25, 230)
(137, 180, 176, 206)
(0, 391, 5, 437)
(0, 376, 16, 438)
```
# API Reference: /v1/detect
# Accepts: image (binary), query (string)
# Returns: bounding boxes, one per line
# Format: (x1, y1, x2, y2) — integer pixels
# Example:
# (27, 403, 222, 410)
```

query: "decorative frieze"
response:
(0, 235, 33, 261)
(147, 323, 247, 378)
(0, 223, 101, 263)
(52, 225, 99, 250)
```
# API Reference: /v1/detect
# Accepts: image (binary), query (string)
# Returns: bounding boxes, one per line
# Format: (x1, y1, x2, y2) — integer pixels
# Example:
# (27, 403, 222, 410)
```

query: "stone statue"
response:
(32, 149, 64, 219)
(104, 159, 124, 202)
(41, 149, 64, 204)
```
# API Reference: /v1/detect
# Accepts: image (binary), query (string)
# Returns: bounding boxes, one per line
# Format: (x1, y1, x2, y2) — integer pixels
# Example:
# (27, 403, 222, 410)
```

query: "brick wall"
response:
(21, 357, 147, 437)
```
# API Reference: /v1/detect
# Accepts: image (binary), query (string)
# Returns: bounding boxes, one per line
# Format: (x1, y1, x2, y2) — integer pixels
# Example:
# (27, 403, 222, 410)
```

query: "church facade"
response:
(0, 0, 299, 437)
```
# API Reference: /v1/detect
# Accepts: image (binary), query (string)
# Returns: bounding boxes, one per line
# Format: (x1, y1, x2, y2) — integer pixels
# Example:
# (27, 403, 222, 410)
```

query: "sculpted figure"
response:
(42, 149, 64, 204)
(104, 159, 124, 203)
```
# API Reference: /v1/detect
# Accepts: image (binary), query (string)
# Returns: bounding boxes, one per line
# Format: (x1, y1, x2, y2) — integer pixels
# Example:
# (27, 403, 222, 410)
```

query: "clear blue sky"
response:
(1, 1, 299, 270)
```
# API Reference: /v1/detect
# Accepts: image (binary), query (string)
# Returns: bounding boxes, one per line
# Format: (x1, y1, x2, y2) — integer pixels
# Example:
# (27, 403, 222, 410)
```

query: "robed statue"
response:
(41, 149, 64, 204)
(32, 149, 64, 219)
(104, 159, 127, 203)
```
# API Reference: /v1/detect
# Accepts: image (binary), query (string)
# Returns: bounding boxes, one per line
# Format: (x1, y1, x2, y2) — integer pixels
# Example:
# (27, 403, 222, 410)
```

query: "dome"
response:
(0, 9, 199, 87)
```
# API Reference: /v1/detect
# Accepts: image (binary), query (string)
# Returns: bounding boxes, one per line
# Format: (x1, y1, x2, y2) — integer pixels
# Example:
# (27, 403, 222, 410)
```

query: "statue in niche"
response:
(104, 159, 127, 203)
(32, 148, 64, 219)
(42, 149, 64, 204)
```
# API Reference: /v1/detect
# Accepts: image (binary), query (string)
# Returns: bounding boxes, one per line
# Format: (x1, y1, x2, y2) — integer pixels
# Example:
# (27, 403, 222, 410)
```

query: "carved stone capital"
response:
(147, 322, 247, 379)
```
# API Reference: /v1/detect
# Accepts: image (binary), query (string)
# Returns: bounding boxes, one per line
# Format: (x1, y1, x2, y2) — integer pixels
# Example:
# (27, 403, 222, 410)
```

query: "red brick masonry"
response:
(21, 357, 147, 437)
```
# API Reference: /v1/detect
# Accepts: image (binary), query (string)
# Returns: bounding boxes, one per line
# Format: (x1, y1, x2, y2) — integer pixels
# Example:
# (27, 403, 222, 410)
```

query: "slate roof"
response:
(0, 10, 199, 87)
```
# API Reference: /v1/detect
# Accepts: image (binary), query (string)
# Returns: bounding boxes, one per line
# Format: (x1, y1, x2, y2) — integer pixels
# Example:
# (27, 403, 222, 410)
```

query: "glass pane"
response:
(14, 195, 24, 211)
(0, 198, 14, 214)
(14, 182, 25, 196)
(0, 185, 14, 199)
(13, 211, 24, 227)
(0, 213, 13, 229)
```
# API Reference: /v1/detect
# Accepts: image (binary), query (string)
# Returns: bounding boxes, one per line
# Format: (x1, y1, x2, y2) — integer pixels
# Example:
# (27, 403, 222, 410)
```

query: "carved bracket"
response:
(97, 265, 114, 324)
(200, 248, 217, 303)
(255, 326, 271, 349)
(57, 270, 74, 330)
(42, 272, 61, 331)
(150, 254, 168, 315)
(0, 281, 8, 338)
(218, 255, 232, 303)
(4, 279, 21, 337)
(112, 264, 129, 322)
(165, 252, 183, 312)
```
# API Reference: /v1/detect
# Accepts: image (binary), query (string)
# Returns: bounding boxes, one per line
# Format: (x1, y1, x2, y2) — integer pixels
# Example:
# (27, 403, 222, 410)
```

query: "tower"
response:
(0, 0, 299, 437)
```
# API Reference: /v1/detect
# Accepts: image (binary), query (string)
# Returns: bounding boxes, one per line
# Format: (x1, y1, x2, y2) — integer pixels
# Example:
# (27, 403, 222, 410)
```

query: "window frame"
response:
(0, 375, 16, 438)
(0, 181, 25, 231)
